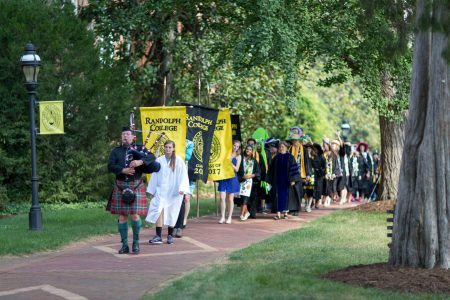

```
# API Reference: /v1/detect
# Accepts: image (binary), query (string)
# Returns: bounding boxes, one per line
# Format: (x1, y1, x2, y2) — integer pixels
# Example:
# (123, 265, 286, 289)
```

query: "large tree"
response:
(308, 0, 413, 200)
(389, 0, 450, 269)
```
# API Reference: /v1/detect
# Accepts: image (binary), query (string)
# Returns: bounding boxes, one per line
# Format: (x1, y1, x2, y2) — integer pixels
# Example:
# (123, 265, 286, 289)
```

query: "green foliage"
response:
(0, 0, 133, 210)
(301, 64, 381, 150)
(310, 0, 414, 121)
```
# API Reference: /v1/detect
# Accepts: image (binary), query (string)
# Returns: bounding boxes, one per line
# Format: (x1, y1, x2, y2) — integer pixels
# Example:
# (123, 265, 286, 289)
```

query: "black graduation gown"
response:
(311, 155, 326, 200)
(237, 157, 261, 216)
(286, 145, 311, 212)
(360, 153, 373, 194)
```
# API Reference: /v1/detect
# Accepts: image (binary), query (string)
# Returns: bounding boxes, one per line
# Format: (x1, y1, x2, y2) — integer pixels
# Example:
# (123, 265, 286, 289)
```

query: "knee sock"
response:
(156, 226, 162, 238)
(118, 222, 128, 247)
(131, 219, 141, 245)
(168, 227, 174, 236)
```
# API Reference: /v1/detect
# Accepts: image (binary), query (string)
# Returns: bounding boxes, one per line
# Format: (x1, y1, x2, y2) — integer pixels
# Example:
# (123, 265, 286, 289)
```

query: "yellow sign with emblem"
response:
(39, 101, 64, 135)
(139, 106, 186, 160)
(208, 108, 234, 181)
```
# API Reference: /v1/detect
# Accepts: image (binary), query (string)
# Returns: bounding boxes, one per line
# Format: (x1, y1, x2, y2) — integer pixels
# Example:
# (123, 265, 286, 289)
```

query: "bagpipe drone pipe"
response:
(126, 111, 161, 173)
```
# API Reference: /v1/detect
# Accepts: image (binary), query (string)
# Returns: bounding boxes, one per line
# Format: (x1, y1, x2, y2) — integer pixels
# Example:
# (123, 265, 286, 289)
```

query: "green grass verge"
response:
(0, 197, 217, 256)
(144, 211, 447, 300)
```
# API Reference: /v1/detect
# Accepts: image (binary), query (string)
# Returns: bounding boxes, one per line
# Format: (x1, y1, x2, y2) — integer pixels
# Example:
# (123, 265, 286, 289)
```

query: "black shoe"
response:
(132, 242, 140, 254)
(118, 245, 129, 254)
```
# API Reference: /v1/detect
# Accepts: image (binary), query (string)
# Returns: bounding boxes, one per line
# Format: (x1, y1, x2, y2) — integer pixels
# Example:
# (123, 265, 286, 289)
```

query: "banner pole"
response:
(214, 181, 218, 216)
(196, 75, 201, 218)
(196, 180, 200, 218)
(163, 76, 167, 106)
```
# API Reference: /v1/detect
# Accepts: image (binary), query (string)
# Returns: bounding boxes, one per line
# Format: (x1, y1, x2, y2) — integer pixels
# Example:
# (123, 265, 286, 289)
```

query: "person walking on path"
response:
(237, 144, 261, 221)
(267, 141, 300, 220)
(146, 140, 190, 245)
(322, 138, 340, 207)
(355, 141, 372, 202)
(310, 143, 326, 211)
(287, 127, 310, 215)
(107, 127, 159, 254)
(217, 140, 242, 224)
(174, 140, 195, 238)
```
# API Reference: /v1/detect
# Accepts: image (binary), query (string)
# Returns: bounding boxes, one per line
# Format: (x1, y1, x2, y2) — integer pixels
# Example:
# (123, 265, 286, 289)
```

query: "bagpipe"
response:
(126, 111, 162, 174)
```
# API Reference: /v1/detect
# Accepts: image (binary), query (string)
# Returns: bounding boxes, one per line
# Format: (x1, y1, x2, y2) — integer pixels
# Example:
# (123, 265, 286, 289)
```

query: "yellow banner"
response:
(139, 106, 186, 161)
(39, 101, 64, 135)
(208, 108, 234, 181)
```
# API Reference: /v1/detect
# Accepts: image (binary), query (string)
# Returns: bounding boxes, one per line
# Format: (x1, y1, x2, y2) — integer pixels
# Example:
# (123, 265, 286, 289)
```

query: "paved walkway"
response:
(0, 204, 354, 300)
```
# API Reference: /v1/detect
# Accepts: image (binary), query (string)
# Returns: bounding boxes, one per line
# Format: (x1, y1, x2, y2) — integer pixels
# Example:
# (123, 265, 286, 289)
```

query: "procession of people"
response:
(107, 125, 380, 254)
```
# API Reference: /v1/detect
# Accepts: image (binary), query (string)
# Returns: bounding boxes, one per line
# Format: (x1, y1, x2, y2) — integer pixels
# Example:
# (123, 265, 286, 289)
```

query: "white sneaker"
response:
(242, 212, 250, 221)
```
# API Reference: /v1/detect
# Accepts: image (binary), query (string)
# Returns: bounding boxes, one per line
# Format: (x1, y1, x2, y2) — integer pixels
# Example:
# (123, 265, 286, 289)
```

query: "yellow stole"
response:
(290, 144, 306, 178)
(253, 151, 260, 163)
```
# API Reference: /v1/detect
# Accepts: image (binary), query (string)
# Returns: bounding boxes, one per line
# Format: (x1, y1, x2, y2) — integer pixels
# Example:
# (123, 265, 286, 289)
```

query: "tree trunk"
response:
(389, 0, 450, 269)
(378, 115, 405, 200)
(378, 72, 406, 200)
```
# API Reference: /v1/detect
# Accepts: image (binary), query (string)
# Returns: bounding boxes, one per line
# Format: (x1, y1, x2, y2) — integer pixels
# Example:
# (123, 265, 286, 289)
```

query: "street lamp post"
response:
(20, 42, 42, 231)
(341, 118, 351, 141)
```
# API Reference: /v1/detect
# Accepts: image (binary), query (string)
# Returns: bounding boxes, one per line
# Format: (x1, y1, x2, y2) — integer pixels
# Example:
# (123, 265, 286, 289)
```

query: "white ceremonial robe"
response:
(145, 155, 190, 227)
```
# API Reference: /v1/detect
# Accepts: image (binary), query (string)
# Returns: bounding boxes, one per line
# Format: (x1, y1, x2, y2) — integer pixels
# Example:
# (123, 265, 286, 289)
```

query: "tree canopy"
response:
(0, 0, 133, 208)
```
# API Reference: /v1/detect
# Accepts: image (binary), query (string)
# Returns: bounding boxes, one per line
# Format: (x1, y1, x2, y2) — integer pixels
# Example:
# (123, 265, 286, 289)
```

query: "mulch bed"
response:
(350, 199, 396, 212)
(323, 263, 450, 295)
(325, 199, 450, 295)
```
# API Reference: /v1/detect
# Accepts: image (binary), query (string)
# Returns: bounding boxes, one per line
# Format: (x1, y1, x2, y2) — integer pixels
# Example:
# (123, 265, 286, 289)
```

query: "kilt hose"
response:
(108, 179, 148, 216)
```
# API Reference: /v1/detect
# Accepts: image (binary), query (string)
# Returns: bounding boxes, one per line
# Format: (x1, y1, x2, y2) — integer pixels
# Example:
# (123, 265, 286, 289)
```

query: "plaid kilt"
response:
(108, 179, 148, 216)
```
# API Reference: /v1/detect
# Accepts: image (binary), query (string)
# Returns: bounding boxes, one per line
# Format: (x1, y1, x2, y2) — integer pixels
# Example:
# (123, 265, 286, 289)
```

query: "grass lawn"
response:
(145, 211, 447, 300)
(0, 197, 217, 256)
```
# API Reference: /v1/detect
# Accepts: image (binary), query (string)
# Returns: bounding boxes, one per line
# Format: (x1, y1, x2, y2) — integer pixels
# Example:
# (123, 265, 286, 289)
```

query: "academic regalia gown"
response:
(287, 144, 311, 212)
(146, 155, 190, 227)
(267, 153, 301, 213)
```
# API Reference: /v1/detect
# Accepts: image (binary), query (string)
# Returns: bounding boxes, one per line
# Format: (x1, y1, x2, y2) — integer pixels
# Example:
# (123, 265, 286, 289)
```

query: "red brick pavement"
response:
(0, 204, 354, 300)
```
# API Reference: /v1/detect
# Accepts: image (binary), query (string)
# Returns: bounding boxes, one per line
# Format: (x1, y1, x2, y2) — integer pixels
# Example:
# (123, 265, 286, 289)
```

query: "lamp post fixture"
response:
(20, 42, 42, 231)
(341, 118, 351, 141)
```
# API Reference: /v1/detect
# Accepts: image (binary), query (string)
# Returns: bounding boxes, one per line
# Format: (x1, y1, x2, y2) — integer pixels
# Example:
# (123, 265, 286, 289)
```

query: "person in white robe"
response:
(146, 140, 190, 245)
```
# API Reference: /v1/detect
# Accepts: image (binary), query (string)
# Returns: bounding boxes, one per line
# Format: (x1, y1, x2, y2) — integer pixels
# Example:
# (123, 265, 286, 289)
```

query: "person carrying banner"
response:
(107, 127, 159, 255)
(252, 128, 270, 214)
(146, 140, 190, 245)
(217, 140, 242, 224)
(173, 139, 195, 237)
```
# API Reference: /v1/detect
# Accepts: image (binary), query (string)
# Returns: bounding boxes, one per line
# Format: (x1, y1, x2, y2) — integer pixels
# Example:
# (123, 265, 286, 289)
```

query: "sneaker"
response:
(225, 218, 232, 224)
(167, 235, 174, 244)
(242, 212, 250, 220)
(306, 207, 312, 213)
(175, 228, 183, 238)
(149, 235, 162, 244)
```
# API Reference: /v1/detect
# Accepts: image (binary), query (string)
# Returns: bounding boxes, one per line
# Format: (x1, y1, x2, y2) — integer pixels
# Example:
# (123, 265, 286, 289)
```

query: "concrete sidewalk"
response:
(0, 204, 354, 300)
